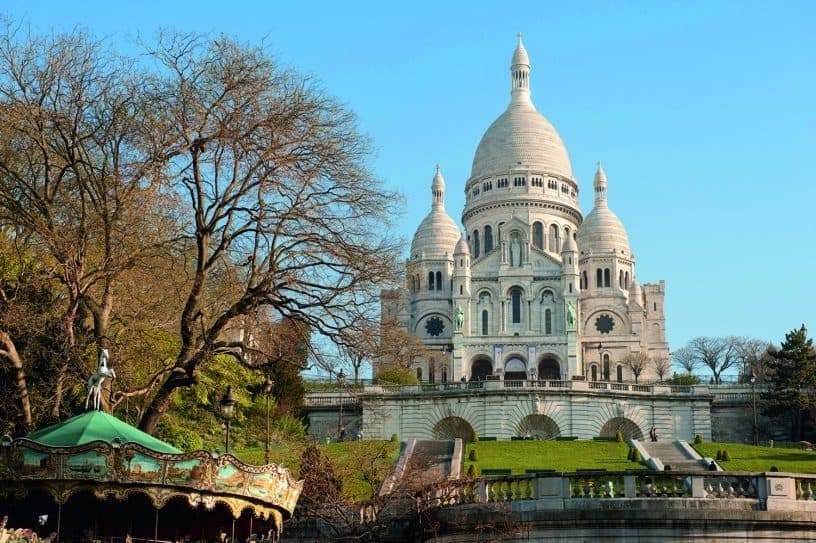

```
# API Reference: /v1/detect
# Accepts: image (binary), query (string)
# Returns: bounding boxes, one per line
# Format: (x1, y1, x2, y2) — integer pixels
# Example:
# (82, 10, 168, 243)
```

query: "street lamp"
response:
(219, 386, 237, 454)
(750, 371, 758, 446)
(337, 369, 346, 441)
(264, 375, 274, 464)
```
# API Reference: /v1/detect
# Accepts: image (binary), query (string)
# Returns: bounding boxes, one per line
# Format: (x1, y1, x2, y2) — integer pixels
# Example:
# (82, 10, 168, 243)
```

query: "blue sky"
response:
(4, 1, 815, 354)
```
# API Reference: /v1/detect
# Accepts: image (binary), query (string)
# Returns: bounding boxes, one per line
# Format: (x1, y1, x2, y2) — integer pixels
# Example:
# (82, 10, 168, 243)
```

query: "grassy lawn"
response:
(464, 440, 645, 475)
(235, 440, 401, 501)
(693, 442, 816, 473)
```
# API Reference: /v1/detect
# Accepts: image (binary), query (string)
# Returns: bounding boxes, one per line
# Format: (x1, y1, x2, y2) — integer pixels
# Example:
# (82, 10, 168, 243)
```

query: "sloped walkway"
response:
(405, 440, 454, 485)
(639, 440, 710, 471)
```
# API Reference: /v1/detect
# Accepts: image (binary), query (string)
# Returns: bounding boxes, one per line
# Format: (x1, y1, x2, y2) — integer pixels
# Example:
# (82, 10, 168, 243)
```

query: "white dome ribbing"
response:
(410, 166, 461, 258)
(577, 162, 631, 254)
(470, 36, 573, 181)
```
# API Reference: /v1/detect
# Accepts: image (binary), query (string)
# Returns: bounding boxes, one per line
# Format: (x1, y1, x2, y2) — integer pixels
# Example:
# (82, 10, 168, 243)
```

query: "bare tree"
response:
(733, 337, 772, 382)
(671, 347, 698, 375)
(653, 356, 671, 382)
(0, 23, 182, 417)
(621, 352, 650, 384)
(682, 336, 742, 385)
(137, 34, 401, 433)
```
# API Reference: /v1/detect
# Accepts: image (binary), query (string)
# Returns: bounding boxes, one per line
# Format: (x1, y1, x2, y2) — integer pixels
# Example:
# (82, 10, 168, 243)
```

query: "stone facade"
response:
(381, 37, 669, 388)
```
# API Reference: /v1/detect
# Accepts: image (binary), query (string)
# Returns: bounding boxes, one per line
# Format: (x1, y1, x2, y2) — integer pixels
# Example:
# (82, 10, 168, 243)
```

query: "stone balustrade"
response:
(415, 471, 816, 513)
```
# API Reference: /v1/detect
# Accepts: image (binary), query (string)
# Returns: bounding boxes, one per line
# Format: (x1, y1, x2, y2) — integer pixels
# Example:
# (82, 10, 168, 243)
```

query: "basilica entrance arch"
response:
(471, 358, 493, 381)
(538, 356, 561, 380)
(599, 417, 644, 440)
(433, 416, 475, 442)
(504, 357, 527, 381)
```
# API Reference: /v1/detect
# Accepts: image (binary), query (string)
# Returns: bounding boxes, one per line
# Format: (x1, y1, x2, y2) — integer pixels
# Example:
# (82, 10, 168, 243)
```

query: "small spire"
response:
(593, 161, 608, 207)
(510, 35, 531, 105)
(431, 165, 446, 210)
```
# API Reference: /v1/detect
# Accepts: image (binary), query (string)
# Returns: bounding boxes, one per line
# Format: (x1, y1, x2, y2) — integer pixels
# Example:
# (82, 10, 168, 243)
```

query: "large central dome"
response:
(470, 38, 573, 181)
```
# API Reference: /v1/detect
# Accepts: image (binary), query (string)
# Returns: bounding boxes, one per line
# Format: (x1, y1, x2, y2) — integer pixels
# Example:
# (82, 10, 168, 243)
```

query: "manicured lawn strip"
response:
(235, 440, 400, 501)
(465, 440, 644, 475)
(693, 442, 816, 473)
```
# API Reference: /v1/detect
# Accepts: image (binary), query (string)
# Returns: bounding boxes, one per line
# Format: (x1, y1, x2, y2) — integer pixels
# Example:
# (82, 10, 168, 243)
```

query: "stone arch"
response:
(504, 356, 527, 381)
(433, 416, 475, 442)
(538, 356, 561, 380)
(471, 357, 493, 381)
(582, 308, 628, 336)
(516, 415, 561, 440)
(599, 417, 644, 440)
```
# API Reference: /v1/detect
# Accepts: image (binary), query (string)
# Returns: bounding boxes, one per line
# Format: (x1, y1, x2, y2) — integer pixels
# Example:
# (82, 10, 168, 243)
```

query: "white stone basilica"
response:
(381, 38, 669, 385)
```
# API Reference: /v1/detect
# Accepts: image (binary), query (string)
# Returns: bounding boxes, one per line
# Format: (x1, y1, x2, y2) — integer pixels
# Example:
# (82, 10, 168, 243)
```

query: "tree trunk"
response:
(138, 373, 191, 434)
(0, 331, 32, 433)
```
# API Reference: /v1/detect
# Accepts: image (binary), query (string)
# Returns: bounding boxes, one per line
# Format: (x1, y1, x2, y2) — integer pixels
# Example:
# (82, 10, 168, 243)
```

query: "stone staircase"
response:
(639, 440, 709, 471)
(405, 440, 454, 484)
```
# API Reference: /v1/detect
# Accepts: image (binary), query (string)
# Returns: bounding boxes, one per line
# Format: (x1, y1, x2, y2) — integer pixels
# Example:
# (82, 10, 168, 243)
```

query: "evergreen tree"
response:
(762, 325, 816, 441)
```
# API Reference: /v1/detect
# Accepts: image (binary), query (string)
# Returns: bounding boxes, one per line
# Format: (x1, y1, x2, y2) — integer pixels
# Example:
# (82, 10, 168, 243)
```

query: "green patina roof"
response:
(25, 410, 181, 454)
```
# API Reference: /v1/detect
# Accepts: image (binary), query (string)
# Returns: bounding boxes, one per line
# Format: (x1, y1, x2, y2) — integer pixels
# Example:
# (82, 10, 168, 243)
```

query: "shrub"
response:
(770, 466, 779, 472)
(390, 433, 399, 443)
(664, 464, 672, 471)
(627, 447, 634, 461)
(722, 450, 732, 461)
(467, 464, 477, 477)
(375, 366, 419, 385)
(631, 449, 642, 463)
(471, 431, 479, 443)
(469, 449, 478, 461)
(715, 450, 723, 460)
(615, 431, 624, 443)
(694, 434, 703, 444)
(156, 420, 204, 451)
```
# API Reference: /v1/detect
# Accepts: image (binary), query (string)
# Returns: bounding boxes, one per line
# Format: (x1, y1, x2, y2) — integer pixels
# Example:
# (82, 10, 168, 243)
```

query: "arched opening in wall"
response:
(590, 364, 598, 381)
(416, 366, 423, 382)
(511, 287, 522, 324)
(604, 268, 611, 287)
(472, 229, 480, 258)
(599, 417, 644, 440)
(549, 224, 559, 252)
(603, 354, 610, 381)
(433, 416, 475, 442)
(616, 364, 623, 382)
(516, 415, 561, 440)
(481, 310, 489, 335)
(471, 358, 493, 381)
(436, 271, 442, 292)
(596, 268, 603, 288)
(544, 308, 552, 334)
(504, 357, 527, 381)
(428, 271, 435, 291)
(532, 221, 544, 250)
(581, 271, 588, 290)
(441, 366, 448, 383)
(484, 225, 493, 252)
(538, 357, 561, 380)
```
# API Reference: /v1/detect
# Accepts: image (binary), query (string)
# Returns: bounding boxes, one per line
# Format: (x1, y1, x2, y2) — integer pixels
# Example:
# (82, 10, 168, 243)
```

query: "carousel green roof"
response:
(25, 410, 181, 454)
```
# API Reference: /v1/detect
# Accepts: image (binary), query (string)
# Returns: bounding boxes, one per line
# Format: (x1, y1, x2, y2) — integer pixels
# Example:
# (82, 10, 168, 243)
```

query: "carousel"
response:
(0, 352, 303, 543)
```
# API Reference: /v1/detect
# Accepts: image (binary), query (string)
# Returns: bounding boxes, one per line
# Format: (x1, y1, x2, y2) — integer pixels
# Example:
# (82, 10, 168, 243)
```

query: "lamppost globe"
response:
(219, 386, 238, 453)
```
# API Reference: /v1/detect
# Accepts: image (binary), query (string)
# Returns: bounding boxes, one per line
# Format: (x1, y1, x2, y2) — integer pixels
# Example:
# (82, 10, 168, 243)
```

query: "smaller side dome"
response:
(410, 166, 461, 259)
(561, 233, 577, 253)
(577, 162, 631, 255)
(455, 235, 470, 255)
(628, 277, 643, 307)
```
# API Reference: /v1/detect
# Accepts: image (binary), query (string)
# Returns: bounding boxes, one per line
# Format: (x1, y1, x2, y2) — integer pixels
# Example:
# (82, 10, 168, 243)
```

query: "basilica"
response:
(381, 38, 669, 385)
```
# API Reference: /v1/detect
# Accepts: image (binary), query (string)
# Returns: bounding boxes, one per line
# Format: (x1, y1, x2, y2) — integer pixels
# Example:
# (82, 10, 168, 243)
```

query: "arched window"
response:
(549, 224, 559, 253)
(472, 230, 480, 258)
(604, 268, 611, 287)
(596, 268, 603, 288)
(532, 222, 544, 250)
(616, 365, 623, 382)
(436, 271, 442, 291)
(481, 310, 489, 335)
(416, 367, 423, 381)
(545, 309, 552, 334)
(484, 225, 493, 253)
(428, 271, 435, 291)
(619, 270, 624, 288)
(625, 271, 630, 289)
(591, 365, 598, 381)
(564, 226, 571, 242)
(582, 271, 588, 290)
(511, 287, 522, 324)
(603, 354, 610, 381)
(441, 367, 448, 383)
(459, 285, 463, 295)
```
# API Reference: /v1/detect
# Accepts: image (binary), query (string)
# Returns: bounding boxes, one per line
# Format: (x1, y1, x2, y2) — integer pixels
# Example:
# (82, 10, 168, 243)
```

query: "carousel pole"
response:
(231, 518, 235, 543)
(154, 509, 159, 543)
(56, 503, 62, 543)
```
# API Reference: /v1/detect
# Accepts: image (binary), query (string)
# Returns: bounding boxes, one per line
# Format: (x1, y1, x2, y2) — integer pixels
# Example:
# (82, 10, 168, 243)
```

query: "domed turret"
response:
(469, 36, 573, 181)
(628, 277, 643, 308)
(410, 166, 461, 259)
(577, 162, 631, 255)
(454, 235, 471, 256)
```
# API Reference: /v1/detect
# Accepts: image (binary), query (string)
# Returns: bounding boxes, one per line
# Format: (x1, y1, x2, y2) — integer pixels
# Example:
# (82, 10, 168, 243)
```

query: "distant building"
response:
(381, 37, 668, 384)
